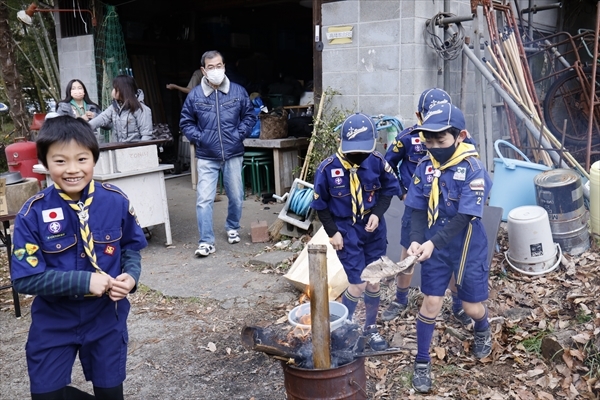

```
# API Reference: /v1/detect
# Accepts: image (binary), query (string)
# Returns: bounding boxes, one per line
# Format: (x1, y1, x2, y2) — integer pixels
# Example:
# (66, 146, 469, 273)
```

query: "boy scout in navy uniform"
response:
(11, 116, 147, 400)
(311, 112, 401, 350)
(403, 103, 492, 393)
(383, 88, 472, 326)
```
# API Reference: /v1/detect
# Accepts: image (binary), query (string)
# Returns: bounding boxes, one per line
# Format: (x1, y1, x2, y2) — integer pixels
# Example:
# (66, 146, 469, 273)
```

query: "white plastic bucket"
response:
(590, 161, 600, 240)
(505, 205, 561, 276)
(288, 301, 348, 332)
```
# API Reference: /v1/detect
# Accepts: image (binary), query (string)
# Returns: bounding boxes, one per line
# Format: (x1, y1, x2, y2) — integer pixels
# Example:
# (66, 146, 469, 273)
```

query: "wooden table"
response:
(243, 137, 309, 195)
(0, 212, 21, 317)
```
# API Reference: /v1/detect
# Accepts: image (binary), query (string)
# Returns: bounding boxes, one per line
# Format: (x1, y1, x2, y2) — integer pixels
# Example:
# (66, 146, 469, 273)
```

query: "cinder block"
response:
(251, 220, 269, 243)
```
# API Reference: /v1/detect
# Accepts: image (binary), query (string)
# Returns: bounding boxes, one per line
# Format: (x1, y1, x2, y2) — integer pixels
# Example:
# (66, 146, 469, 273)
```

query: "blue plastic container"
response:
(489, 140, 552, 221)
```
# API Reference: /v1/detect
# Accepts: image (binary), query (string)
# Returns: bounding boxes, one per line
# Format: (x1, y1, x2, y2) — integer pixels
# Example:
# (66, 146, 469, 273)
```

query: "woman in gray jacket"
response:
(90, 75, 153, 142)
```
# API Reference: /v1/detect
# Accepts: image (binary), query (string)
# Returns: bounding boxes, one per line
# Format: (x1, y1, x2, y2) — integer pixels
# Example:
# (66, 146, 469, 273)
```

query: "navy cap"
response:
(417, 88, 452, 114)
(418, 103, 466, 133)
(340, 112, 377, 153)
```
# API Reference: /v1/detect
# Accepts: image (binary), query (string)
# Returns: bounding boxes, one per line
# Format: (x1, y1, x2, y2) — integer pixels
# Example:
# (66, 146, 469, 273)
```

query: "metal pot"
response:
(0, 171, 25, 185)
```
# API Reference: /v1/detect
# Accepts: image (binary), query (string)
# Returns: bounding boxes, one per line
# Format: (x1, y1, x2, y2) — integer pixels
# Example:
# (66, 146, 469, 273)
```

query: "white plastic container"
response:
(505, 205, 561, 276)
(288, 301, 348, 332)
(590, 161, 600, 240)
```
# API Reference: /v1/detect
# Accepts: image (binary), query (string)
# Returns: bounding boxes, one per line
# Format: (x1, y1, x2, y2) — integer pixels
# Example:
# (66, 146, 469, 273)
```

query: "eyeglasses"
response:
(204, 64, 224, 71)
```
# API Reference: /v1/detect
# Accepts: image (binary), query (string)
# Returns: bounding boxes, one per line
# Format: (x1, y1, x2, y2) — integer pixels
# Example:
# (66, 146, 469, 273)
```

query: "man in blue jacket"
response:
(180, 50, 257, 257)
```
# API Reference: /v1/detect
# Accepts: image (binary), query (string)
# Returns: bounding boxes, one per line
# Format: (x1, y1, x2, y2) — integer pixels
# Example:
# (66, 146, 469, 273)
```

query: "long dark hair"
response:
(58, 79, 100, 108)
(113, 75, 141, 112)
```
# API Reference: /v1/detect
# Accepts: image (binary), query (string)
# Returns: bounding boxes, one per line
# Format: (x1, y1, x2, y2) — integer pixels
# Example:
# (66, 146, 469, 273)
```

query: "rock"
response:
(5, 178, 40, 212)
(541, 329, 577, 362)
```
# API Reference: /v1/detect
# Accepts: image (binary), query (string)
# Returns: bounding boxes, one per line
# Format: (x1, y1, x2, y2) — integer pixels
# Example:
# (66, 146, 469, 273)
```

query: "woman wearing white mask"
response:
(179, 50, 257, 258)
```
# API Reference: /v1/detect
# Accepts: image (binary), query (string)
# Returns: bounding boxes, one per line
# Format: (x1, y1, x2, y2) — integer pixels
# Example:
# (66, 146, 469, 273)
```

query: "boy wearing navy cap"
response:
(11, 116, 147, 400)
(311, 112, 401, 350)
(383, 88, 472, 326)
(404, 104, 492, 393)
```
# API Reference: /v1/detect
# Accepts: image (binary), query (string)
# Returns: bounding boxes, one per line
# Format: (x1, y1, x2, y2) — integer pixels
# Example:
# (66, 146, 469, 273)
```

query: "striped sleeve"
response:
(13, 270, 91, 296)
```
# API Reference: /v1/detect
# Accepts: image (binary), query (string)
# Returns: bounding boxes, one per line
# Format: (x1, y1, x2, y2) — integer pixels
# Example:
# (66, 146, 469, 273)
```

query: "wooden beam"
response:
(308, 244, 331, 369)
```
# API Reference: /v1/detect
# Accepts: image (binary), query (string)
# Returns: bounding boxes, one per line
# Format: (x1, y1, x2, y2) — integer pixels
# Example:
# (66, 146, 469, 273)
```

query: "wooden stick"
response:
(308, 244, 331, 369)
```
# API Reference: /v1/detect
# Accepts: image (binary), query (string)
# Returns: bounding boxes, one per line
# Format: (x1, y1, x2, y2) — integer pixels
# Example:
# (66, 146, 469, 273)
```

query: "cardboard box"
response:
(114, 145, 158, 173)
(0, 178, 7, 216)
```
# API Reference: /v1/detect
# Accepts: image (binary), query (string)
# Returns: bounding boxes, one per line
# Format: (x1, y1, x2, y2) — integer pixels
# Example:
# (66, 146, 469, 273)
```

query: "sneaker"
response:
(381, 301, 408, 321)
(227, 230, 241, 244)
(195, 243, 215, 257)
(412, 361, 432, 393)
(453, 309, 473, 327)
(472, 328, 492, 359)
(364, 325, 389, 351)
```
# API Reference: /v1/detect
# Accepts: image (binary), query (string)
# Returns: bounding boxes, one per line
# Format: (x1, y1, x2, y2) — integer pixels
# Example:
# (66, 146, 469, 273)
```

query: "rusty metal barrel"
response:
(534, 169, 590, 256)
(281, 357, 367, 399)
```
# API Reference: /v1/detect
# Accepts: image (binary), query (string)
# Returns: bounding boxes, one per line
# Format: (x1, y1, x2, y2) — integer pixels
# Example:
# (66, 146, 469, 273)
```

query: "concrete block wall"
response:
(54, 15, 98, 104)
(322, 0, 476, 132)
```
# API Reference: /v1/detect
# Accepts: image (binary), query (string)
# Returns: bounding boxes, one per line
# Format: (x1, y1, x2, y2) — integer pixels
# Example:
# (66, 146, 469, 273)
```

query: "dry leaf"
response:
(207, 342, 216, 352)
(433, 346, 446, 360)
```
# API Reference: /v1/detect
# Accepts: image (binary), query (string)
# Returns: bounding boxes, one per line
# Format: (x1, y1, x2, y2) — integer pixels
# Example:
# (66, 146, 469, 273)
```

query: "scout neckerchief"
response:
(55, 181, 106, 276)
(70, 99, 87, 117)
(336, 148, 364, 224)
(426, 142, 478, 227)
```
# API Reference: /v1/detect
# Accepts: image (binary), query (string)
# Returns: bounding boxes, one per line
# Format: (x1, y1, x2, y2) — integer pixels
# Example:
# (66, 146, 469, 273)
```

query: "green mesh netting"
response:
(94, 4, 130, 141)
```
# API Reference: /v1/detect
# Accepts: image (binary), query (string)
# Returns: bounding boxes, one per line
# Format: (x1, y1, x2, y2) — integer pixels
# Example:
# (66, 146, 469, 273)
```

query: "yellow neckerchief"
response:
(426, 142, 478, 227)
(55, 180, 106, 276)
(336, 148, 364, 224)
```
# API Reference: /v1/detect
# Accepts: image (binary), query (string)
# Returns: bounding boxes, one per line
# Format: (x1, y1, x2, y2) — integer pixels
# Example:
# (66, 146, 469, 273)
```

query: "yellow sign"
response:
(326, 26, 353, 44)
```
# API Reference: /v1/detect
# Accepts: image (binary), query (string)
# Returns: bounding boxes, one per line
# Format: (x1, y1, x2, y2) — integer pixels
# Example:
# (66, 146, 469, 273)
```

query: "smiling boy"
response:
(11, 116, 147, 400)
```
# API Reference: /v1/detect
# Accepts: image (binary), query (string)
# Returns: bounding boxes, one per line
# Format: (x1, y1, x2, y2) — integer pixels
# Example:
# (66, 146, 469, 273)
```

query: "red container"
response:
(5, 137, 45, 184)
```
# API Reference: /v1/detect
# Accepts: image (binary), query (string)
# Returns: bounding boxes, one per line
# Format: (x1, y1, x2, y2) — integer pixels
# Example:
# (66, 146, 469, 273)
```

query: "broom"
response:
(268, 94, 326, 241)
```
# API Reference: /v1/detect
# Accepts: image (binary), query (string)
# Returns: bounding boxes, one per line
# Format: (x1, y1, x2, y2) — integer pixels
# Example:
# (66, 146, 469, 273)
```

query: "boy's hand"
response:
(365, 214, 379, 232)
(108, 273, 136, 301)
(329, 232, 344, 251)
(89, 273, 113, 297)
(407, 240, 434, 262)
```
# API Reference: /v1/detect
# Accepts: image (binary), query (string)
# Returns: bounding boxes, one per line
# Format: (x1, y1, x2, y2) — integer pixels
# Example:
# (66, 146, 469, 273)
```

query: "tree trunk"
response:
(0, 1, 31, 139)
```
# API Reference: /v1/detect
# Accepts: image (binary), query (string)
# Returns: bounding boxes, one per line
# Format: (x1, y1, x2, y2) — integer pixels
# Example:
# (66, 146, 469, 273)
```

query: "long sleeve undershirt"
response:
(410, 210, 472, 249)
(13, 249, 142, 296)
(316, 195, 393, 238)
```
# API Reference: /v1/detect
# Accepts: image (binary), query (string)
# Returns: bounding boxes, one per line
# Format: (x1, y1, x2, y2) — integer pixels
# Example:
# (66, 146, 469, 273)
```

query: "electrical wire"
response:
(424, 12, 466, 61)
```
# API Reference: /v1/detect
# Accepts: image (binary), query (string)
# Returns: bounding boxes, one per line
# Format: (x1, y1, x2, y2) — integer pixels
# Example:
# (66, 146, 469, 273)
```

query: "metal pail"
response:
(281, 357, 367, 400)
(506, 206, 561, 276)
(534, 169, 589, 256)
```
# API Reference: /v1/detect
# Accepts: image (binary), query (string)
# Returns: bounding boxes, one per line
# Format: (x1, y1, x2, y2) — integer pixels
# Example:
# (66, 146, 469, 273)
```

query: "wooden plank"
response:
(308, 244, 330, 369)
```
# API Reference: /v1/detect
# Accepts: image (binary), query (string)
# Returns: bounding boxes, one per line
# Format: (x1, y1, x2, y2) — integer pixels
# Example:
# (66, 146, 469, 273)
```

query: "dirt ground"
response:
(1, 213, 599, 399)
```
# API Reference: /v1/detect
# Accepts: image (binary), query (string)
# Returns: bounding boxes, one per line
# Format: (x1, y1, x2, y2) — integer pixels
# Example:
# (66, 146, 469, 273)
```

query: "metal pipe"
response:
(435, 14, 474, 26)
(521, 2, 562, 15)
(584, 1, 600, 171)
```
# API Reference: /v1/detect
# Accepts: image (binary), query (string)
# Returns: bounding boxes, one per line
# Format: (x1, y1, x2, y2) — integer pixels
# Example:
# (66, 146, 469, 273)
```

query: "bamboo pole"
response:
(307, 244, 331, 369)
(35, 13, 60, 89)
(299, 93, 326, 182)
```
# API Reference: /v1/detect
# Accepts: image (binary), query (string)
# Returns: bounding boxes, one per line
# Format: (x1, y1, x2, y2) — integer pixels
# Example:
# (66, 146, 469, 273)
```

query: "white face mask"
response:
(205, 69, 225, 85)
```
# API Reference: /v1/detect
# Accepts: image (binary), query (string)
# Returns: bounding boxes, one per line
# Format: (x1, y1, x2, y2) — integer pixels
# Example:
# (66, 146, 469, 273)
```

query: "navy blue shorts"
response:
(26, 296, 130, 393)
(400, 206, 413, 249)
(334, 216, 388, 284)
(420, 219, 489, 303)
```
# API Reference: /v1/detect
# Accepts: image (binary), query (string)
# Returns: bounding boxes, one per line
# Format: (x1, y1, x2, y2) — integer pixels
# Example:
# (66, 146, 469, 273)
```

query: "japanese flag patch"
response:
(411, 137, 422, 145)
(331, 168, 344, 177)
(425, 165, 435, 175)
(42, 208, 64, 223)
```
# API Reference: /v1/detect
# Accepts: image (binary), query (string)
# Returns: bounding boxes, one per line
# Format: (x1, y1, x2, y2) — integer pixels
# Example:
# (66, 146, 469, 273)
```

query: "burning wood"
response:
(360, 255, 418, 284)
(241, 325, 407, 369)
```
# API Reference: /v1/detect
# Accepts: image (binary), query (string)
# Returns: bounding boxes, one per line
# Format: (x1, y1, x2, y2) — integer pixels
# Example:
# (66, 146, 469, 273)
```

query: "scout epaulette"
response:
(318, 156, 335, 173)
(101, 182, 129, 199)
(21, 193, 45, 217)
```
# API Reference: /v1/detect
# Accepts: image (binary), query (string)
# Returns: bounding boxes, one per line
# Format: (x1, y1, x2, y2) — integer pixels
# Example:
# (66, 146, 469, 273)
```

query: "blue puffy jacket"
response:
(180, 77, 256, 161)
